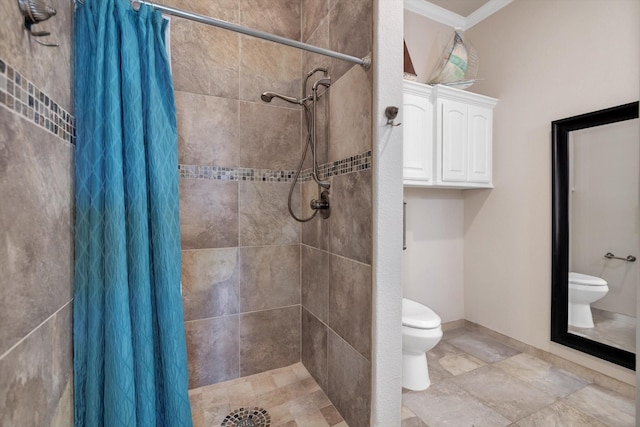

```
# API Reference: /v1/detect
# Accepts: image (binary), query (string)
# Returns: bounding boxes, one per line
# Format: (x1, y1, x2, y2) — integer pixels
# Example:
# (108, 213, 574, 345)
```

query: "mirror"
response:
(551, 101, 639, 370)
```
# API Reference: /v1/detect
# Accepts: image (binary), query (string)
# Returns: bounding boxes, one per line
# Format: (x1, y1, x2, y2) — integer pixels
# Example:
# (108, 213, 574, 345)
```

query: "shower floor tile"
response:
(189, 362, 347, 427)
(402, 327, 636, 427)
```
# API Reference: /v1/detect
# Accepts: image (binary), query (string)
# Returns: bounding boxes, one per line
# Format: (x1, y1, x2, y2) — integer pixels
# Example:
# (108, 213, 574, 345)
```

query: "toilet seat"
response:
(402, 298, 441, 329)
(569, 272, 607, 287)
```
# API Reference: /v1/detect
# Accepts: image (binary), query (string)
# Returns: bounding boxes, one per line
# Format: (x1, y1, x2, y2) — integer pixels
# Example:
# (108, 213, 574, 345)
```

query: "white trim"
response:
(404, 0, 513, 30)
(371, 0, 404, 425)
(465, 0, 514, 29)
(404, 0, 465, 29)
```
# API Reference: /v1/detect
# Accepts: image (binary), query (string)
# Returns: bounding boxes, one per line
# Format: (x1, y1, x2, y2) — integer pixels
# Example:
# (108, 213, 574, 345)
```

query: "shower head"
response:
(312, 78, 331, 91)
(260, 92, 303, 105)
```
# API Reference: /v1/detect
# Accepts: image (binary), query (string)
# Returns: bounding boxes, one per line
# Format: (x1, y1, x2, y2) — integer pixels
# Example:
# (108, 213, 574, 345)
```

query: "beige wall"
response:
(403, 10, 453, 83)
(403, 188, 465, 322)
(464, 0, 639, 384)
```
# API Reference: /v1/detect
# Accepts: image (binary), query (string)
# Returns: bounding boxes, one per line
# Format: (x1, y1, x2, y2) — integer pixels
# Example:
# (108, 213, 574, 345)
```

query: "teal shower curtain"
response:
(73, 1, 192, 425)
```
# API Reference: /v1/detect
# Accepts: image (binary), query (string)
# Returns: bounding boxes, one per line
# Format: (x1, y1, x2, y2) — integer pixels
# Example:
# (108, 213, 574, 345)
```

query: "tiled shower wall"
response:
(0, 0, 75, 425)
(170, 0, 304, 388)
(299, 1, 373, 427)
(171, 0, 374, 425)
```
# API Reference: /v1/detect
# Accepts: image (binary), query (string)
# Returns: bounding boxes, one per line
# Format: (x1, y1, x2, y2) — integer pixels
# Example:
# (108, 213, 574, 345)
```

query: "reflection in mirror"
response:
(568, 119, 638, 353)
(551, 102, 639, 370)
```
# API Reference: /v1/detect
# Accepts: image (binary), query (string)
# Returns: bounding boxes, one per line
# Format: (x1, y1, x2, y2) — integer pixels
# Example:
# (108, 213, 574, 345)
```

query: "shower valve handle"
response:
(310, 199, 329, 210)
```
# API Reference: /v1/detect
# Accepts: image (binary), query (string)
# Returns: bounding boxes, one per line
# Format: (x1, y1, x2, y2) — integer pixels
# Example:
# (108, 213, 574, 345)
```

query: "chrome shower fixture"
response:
(260, 92, 305, 105)
(17, 0, 58, 47)
(312, 78, 331, 91)
(260, 67, 333, 222)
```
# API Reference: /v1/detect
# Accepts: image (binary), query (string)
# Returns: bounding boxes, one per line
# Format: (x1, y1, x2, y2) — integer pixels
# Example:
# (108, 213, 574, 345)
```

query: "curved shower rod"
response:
(132, 0, 372, 69)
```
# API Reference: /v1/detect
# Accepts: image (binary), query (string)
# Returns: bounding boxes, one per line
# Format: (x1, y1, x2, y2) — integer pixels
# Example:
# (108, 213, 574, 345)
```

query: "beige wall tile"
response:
(239, 38, 301, 104)
(239, 181, 299, 246)
(301, 0, 329, 42)
(238, 101, 301, 169)
(239, 245, 300, 312)
(302, 308, 328, 393)
(302, 245, 329, 322)
(50, 303, 73, 425)
(328, 65, 372, 162)
(0, 0, 73, 111)
(328, 254, 371, 359)
(327, 331, 371, 427)
(0, 108, 74, 355)
(185, 316, 240, 388)
(328, 170, 372, 264)
(176, 91, 239, 166)
(239, 0, 301, 41)
(170, 22, 240, 99)
(0, 313, 54, 426)
(301, 181, 330, 250)
(160, 0, 239, 21)
(328, 0, 371, 81)
(182, 248, 240, 320)
(240, 306, 301, 376)
(180, 179, 238, 249)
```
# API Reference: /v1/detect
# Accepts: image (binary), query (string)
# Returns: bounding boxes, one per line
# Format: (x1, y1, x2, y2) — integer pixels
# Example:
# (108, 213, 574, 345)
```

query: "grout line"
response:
(0, 298, 73, 361)
(185, 304, 302, 325)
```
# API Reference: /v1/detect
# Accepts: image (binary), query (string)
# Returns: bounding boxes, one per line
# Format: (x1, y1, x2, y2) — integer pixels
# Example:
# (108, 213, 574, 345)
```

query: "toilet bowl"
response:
(568, 272, 609, 328)
(402, 298, 442, 391)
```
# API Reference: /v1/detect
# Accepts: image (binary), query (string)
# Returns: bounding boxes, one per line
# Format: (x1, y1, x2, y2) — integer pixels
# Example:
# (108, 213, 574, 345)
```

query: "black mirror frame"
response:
(551, 101, 638, 371)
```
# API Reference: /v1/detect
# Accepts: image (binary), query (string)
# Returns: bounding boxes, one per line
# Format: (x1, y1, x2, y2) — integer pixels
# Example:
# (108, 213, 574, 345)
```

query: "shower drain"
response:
(220, 407, 271, 427)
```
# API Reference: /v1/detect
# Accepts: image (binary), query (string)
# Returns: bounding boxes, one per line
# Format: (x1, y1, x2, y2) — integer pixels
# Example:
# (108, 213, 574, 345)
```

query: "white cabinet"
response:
(402, 81, 433, 184)
(403, 81, 497, 189)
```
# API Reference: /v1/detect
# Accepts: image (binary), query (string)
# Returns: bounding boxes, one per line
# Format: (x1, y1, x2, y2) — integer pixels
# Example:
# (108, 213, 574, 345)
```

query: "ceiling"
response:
(405, 0, 513, 30)
(427, 0, 491, 17)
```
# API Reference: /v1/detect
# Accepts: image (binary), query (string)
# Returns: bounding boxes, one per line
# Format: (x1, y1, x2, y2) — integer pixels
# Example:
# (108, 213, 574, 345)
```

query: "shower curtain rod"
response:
(135, 1, 371, 69)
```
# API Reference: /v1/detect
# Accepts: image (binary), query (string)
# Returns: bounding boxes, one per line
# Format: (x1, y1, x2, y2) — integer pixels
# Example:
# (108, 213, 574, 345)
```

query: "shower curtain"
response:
(73, 0, 192, 425)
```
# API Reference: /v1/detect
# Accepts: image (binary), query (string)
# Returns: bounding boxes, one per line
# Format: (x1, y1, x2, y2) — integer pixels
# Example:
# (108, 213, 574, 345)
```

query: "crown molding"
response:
(404, 0, 513, 30)
(404, 0, 465, 30)
(465, 0, 513, 29)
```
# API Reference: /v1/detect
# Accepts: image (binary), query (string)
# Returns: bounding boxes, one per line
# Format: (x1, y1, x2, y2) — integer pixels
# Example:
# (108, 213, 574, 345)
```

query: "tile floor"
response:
(569, 308, 635, 353)
(189, 362, 347, 427)
(402, 327, 636, 427)
(189, 326, 635, 427)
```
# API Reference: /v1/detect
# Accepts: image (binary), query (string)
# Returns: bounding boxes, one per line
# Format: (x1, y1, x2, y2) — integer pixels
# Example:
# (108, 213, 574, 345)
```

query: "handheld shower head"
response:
(260, 92, 302, 105)
(312, 78, 331, 91)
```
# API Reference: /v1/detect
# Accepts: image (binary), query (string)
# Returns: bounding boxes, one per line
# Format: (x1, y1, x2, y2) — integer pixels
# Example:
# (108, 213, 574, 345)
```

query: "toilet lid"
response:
(402, 298, 441, 329)
(569, 272, 607, 286)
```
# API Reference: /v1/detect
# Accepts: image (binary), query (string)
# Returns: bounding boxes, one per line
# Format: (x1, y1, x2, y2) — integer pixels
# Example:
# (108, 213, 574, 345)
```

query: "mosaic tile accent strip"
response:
(178, 165, 299, 182)
(179, 150, 371, 183)
(0, 57, 76, 145)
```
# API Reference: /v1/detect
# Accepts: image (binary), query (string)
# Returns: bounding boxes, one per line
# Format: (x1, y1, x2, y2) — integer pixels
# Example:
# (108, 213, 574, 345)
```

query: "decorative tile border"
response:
(0, 57, 75, 144)
(178, 164, 298, 182)
(178, 150, 371, 182)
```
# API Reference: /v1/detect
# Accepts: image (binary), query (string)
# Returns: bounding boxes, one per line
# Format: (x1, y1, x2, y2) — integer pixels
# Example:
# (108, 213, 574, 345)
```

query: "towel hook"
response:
(17, 0, 59, 47)
(385, 106, 401, 127)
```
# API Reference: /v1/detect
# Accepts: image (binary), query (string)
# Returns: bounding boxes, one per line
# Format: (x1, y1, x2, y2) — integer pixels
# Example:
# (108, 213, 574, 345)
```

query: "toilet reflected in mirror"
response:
(567, 272, 608, 329)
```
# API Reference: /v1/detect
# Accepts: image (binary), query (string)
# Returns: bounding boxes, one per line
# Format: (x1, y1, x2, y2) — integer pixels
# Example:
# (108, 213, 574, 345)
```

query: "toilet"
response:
(401, 298, 442, 391)
(568, 272, 609, 328)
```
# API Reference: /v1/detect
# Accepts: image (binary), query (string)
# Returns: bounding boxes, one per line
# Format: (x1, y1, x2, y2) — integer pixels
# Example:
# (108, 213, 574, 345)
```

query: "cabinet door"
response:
(467, 105, 492, 183)
(403, 90, 433, 182)
(441, 100, 468, 182)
